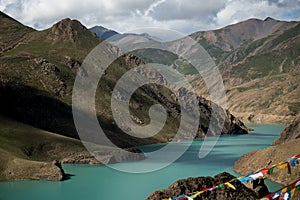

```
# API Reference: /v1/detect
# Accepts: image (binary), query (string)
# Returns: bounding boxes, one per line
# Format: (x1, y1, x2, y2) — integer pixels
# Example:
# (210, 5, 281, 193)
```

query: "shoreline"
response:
(233, 112, 297, 125)
(0, 123, 286, 183)
(0, 123, 287, 200)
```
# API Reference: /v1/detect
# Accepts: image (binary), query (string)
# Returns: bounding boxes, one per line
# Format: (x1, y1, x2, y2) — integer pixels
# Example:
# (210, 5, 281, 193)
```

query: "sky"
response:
(1, 0, 300, 35)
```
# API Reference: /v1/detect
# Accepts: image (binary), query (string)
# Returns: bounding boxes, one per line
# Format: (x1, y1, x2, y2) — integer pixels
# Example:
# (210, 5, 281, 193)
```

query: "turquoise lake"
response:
(0, 124, 285, 200)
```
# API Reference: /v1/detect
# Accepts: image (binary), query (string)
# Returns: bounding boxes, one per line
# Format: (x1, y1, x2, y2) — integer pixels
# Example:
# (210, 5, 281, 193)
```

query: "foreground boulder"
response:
(147, 172, 261, 200)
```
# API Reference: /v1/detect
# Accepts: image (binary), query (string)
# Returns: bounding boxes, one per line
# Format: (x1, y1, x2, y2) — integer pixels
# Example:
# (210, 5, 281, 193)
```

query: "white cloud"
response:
(215, 0, 300, 26)
(144, 0, 166, 16)
(149, 0, 227, 21)
(0, 0, 299, 34)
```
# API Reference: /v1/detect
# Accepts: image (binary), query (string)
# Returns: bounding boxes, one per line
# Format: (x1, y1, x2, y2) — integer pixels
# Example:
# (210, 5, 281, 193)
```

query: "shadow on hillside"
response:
(0, 84, 78, 138)
(0, 84, 161, 148)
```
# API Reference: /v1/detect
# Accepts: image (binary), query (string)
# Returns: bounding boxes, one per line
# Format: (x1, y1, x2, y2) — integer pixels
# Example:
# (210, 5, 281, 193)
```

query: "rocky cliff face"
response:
(273, 118, 300, 145)
(147, 172, 263, 200)
(233, 119, 300, 185)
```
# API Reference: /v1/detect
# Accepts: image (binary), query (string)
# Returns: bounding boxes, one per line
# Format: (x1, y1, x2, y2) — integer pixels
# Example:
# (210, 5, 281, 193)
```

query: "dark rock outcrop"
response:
(147, 172, 259, 200)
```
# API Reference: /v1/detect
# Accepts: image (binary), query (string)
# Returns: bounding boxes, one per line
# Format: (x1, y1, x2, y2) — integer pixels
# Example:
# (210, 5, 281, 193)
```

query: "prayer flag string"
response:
(164, 154, 300, 200)
(259, 179, 300, 200)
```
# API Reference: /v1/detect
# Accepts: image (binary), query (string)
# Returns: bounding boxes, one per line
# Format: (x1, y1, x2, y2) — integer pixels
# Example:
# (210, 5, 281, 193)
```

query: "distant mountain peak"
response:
(91, 25, 112, 31)
(89, 25, 119, 40)
(264, 17, 275, 21)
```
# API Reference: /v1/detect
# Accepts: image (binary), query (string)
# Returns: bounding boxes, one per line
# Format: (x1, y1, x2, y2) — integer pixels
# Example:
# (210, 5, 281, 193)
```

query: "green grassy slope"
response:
(0, 115, 146, 181)
(0, 115, 86, 162)
(0, 115, 87, 181)
(0, 12, 34, 54)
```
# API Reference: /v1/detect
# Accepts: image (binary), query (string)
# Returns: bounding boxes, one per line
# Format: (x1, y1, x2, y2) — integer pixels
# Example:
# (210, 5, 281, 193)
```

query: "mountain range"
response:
(89, 25, 160, 42)
(0, 11, 249, 181)
(104, 17, 299, 123)
(0, 10, 299, 182)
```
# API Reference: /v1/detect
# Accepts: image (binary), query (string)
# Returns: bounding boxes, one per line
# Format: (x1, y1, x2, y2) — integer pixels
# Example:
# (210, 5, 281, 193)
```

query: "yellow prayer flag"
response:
(291, 188, 295, 196)
(196, 191, 205, 195)
(225, 182, 236, 190)
(190, 190, 206, 198)
(281, 187, 287, 194)
(277, 162, 288, 169)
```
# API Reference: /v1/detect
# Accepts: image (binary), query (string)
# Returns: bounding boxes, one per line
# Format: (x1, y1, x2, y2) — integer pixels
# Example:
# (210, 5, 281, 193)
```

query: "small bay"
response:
(0, 124, 285, 200)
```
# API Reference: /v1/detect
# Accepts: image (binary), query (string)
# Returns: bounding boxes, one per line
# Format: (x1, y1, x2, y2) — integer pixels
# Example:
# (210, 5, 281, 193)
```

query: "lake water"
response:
(0, 124, 285, 200)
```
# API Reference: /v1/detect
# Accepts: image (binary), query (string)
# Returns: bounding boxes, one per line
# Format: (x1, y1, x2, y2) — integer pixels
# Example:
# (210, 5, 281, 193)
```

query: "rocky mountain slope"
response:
(0, 12, 248, 180)
(192, 17, 296, 54)
(233, 118, 300, 185)
(192, 18, 300, 123)
(0, 12, 248, 142)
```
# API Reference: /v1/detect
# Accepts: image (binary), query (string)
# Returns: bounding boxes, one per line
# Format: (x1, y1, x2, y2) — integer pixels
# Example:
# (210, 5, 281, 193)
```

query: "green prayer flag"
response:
(268, 167, 274, 175)
(295, 185, 300, 195)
